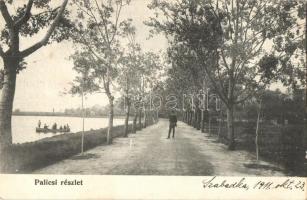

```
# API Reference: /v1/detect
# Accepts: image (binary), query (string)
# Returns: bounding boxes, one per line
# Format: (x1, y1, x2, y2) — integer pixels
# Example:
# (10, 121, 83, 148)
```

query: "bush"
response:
(207, 121, 305, 176)
(280, 125, 305, 176)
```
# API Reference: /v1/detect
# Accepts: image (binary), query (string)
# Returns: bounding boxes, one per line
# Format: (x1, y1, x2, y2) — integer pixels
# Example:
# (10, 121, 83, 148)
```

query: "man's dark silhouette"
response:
(167, 111, 177, 139)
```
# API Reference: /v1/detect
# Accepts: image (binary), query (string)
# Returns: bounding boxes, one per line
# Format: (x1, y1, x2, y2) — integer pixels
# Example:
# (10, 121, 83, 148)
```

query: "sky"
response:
(0, 0, 294, 112)
(0, 0, 169, 112)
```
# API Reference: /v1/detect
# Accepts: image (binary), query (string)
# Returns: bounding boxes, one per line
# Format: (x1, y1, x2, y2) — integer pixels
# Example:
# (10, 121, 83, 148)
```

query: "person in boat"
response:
(43, 124, 48, 129)
(38, 120, 41, 128)
(59, 126, 63, 131)
(63, 125, 67, 131)
(66, 124, 70, 132)
(52, 123, 57, 130)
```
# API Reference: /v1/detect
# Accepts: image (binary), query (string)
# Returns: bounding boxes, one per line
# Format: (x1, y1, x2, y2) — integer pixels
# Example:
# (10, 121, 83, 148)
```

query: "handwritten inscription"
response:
(202, 177, 305, 192)
(203, 176, 249, 190)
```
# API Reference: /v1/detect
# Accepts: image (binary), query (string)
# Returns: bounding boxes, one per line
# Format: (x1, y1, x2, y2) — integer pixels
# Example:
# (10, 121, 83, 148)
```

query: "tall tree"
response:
(71, 0, 131, 144)
(0, 0, 70, 161)
(117, 21, 142, 136)
(140, 51, 162, 127)
(68, 50, 98, 154)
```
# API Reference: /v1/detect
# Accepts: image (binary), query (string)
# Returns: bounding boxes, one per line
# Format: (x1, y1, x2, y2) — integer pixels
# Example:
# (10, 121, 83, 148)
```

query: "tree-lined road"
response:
(34, 120, 284, 176)
(0, 0, 304, 176)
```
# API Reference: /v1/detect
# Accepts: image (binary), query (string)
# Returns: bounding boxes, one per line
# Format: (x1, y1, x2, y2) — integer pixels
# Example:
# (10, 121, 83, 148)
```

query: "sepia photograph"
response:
(0, 0, 306, 199)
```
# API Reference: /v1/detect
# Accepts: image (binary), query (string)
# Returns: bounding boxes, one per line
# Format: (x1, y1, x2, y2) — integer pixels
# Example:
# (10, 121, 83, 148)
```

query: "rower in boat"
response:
(52, 123, 57, 130)
(66, 124, 70, 132)
(36, 124, 49, 133)
(36, 123, 70, 133)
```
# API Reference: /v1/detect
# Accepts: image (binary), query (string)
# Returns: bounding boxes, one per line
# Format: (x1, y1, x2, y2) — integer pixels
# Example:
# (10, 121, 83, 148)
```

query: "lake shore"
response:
(13, 112, 127, 119)
(2, 120, 156, 174)
(11, 116, 129, 144)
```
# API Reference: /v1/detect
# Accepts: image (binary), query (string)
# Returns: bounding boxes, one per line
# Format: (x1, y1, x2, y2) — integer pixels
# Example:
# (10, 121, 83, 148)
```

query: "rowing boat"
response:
(36, 127, 70, 133)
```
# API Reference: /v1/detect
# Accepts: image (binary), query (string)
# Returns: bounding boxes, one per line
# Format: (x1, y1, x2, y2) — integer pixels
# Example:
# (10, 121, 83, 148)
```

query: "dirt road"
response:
(34, 120, 284, 176)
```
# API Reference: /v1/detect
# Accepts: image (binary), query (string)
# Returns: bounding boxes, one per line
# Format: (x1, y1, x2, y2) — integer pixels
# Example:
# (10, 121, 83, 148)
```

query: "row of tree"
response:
(146, 0, 305, 150)
(0, 0, 162, 172)
(68, 0, 163, 143)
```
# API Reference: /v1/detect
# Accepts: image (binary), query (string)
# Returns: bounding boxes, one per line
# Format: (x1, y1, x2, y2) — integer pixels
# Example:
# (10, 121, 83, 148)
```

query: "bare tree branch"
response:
(93, 0, 111, 46)
(30, 6, 60, 18)
(14, 0, 34, 28)
(20, 0, 69, 58)
(0, 0, 14, 28)
(75, 28, 107, 64)
(242, 1, 267, 44)
(220, 49, 230, 71)
(109, 1, 123, 44)
(72, 0, 94, 19)
(222, 0, 234, 42)
(77, 0, 108, 45)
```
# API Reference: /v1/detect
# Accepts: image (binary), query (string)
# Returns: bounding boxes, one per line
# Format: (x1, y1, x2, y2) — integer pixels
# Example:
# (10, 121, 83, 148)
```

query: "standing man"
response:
(167, 110, 177, 139)
(38, 120, 41, 128)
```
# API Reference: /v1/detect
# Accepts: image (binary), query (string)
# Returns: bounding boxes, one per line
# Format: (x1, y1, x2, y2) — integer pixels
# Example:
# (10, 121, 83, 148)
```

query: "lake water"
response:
(12, 116, 126, 144)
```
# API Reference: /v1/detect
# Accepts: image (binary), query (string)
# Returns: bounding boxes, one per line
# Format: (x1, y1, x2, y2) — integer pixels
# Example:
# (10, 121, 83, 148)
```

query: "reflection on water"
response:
(12, 116, 126, 144)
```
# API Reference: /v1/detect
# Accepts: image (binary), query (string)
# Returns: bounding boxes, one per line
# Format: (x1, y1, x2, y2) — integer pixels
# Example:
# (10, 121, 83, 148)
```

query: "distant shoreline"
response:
(12, 112, 126, 119)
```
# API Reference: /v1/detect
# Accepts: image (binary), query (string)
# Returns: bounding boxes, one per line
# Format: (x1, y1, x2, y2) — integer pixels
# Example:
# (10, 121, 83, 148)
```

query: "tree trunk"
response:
(201, 110, 205, 133)
(218, 111, 223, 140)
(183, 111, 188, 123)
(81, 83, 85, 155)
(195, 108, 199, 129)
(255, 101, 262, 161)
(208, 117, 211, 136)
(132, 111, 138, 133)
(196, 110, 199, 128)
(196, 108, 201, 130)
(124, 98, 130, 137)
(153, 110, 156, 124)
(151, 110, 155, 124)
(0, 60, 18, 172)
(156, 109, 159, 122)
(194, 109, 198, 129)
(138, 109, 142, 129)
(189, 110, 193, 125)
(143, 108, 147, 128)
(186, 111, 189, 124)
(227, 105, 235, 150)
(186, 111, 188, 123)
(107, 97, 114, 144)
(189, 110, 192, 125)
(149, 110, 155, 125)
